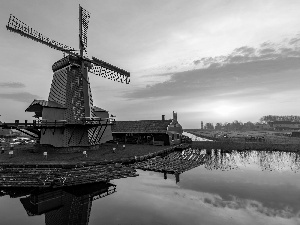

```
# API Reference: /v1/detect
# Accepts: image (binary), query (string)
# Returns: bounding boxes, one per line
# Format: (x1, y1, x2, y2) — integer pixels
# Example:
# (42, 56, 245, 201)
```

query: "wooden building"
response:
(269, 121, 300, 130)
(112, 111, 183, 146)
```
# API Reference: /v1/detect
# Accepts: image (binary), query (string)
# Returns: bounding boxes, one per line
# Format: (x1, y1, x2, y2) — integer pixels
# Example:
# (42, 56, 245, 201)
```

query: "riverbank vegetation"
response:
(185, 129, 300, 152)
(201, 114, 300, 131)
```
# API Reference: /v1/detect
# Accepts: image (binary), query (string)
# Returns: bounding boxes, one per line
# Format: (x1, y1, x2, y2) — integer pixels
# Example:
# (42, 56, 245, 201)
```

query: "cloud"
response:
(193, 60, 201, 65)
(289, 37, 300, 45)
(123, 57, 300, 99)
(178, 167, 300, 219)
(215, 88, 267, 97)
(203, 195, 297, 219)
(233, 46, 256, 56)
(259, 48, 276, 55)
(0, 82, 25, 88)
(122, 34, 300, 100)
(0, 92, 41, 102)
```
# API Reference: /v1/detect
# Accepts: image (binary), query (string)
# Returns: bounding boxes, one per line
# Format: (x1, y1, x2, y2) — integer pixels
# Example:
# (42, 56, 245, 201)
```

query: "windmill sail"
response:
(90, 57, 130, 84)
(79, 6, 91, 54)
(6, 14, 75, 53)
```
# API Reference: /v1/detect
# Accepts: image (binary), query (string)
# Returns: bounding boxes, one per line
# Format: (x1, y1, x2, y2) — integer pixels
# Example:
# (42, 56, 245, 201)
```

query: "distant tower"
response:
(201, 121, 203, 130)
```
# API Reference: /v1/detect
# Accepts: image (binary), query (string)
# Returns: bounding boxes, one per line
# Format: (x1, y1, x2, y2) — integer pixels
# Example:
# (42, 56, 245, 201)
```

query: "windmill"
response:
(6, 5, 130, 148)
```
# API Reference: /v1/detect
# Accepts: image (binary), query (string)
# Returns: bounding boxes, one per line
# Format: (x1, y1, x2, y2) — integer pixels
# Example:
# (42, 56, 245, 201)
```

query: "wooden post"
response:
(175, 172, 180, 183)
(164, 171, 167, 180)
(43, 152, 47, 160)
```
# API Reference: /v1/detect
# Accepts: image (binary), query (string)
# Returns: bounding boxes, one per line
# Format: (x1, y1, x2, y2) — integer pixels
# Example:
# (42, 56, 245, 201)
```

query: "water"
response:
(182, 131, 212, 141)
(0, 150, 299, 225)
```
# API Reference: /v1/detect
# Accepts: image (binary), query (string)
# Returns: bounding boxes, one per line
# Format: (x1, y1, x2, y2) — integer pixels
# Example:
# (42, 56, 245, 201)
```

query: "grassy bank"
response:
(185, 129, 300, 152)
(0, 143, 170, 164)
(191, 141, 300, 152)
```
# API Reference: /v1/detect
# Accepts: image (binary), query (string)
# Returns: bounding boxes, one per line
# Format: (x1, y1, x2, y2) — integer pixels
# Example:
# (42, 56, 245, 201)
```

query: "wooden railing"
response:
(0, 118, 116, 129)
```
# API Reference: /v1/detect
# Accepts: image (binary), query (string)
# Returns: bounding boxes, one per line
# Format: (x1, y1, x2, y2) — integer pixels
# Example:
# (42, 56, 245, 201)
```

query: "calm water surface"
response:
(0, 150, 299, 225)
(182, 131, 212, 141)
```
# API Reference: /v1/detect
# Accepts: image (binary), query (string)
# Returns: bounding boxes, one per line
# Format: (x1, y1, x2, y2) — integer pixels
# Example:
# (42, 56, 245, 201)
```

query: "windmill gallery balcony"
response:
(0, 118, 115, 129)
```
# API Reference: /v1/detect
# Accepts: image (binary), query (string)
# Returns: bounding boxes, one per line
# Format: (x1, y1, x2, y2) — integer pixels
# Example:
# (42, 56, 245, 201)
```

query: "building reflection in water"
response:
(161, 149, 300, 183)
(162, 171, 180, 183)
(0, 182, 116, 225)
(175, 172, 180, 183)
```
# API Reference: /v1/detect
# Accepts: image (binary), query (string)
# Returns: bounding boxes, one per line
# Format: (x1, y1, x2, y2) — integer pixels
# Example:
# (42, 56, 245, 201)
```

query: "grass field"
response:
(185, 129, 300, 144)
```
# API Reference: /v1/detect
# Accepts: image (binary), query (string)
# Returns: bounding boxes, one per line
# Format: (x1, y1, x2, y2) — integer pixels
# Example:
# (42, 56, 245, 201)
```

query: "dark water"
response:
(0, 150, 300, 225)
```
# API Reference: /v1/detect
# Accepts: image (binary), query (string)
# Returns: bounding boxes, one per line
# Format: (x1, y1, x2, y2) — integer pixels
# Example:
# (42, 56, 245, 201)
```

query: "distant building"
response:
(291, 131, 300, 137)
(112, 111, 183, 146)
(0, 122, 13, 137)
(269, 121, 300, 130)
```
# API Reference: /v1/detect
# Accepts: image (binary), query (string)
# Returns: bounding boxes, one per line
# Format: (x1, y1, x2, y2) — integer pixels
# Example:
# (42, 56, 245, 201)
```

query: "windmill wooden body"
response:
(5, 5, 130, 148)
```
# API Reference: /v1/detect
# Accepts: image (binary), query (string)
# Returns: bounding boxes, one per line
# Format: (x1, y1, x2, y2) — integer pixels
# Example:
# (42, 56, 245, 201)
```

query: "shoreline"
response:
(191, 141, 300, 152)
(0, 143, 190, 168)
(0, 143, 191, 188)
(1, 132, 300, 168)
(186, 130, 300, 152)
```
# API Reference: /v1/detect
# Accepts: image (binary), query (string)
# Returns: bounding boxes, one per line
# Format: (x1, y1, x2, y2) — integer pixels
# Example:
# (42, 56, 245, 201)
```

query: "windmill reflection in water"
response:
(0, 182, 116, 225)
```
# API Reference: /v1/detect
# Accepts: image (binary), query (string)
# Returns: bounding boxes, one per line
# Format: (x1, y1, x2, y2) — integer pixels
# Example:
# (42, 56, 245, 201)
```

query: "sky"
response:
(1, 0, 300, 128)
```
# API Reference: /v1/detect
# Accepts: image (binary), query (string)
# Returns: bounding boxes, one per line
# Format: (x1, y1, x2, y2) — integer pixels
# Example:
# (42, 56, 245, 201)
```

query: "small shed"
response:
(0, 125, 13, 138)
(291, 131, 300, 137)
(25, 99, 67, 121)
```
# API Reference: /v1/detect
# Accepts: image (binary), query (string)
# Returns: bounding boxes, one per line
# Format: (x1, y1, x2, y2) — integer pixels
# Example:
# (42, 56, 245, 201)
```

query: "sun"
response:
(212, 104, 238, 117)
